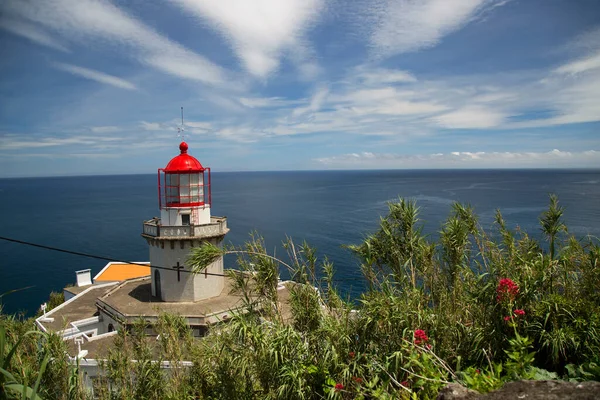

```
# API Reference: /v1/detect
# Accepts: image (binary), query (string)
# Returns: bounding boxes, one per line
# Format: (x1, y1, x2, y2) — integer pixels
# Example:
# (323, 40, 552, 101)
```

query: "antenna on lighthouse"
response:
(177, 106, 185, 141)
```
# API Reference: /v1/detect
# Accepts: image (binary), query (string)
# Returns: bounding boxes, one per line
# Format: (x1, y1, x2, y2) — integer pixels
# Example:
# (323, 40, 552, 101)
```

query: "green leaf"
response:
(31, 353, 51, 400)
(187, 242, 225, 274)
(0, 324, 5, 369)
(4, 382, 44, 400)
(3, 330, 44, 370)
(529, 367, 558, 380)
(0, 366, 17, 383)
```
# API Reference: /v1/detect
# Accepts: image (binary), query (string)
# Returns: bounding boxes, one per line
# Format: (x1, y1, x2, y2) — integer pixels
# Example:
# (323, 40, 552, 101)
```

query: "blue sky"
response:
(1, 0, 599, 177)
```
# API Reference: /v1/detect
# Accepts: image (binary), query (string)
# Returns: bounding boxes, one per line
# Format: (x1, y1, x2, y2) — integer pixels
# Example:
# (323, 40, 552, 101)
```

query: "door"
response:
(155, 269, 161, 299)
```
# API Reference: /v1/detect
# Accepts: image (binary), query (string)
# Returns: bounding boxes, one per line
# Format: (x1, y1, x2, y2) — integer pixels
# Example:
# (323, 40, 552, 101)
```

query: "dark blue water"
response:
(1, 170, 600, 316)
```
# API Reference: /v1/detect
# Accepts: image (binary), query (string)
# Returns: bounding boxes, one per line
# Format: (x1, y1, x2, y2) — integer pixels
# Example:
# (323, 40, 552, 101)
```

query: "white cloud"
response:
(317, 150, 600, 169)
(171, 0, 324, 78)
(367, 0, 501, 58)
(0, 134, 122, 150)
(239, 97, 289, 108)
(433, 106, 507, 129)
(155, 50, 600, 143)
(354, 68, 417, 85)
(555, 53, 600, 75)
(54, 63, 137, 90)
(0, 152, 119, 160)
(184, 121, 212, 135)
(140, 121, 162, 131)
(90, 125, 120, 133)
(356, 99, 448, 116)
(331, 86, 448, 117)
(0, 17, 69, 52)
(557, 26, 600, 55)
(3, 0, 226, 85)
(292, 86, 329, 117)
(554, 24, 600, 76)
(185, 121, 212, 130)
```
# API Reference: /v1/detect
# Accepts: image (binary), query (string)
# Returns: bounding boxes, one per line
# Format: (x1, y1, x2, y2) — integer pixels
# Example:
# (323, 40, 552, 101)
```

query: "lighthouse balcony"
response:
(142, 216, 228, 239)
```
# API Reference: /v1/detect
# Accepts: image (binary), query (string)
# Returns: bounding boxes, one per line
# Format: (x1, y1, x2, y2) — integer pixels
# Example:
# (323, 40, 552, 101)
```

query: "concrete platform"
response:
(96, 276, 250, 326)
(65, 334, 117, 359)
(40, 284, 116, 332)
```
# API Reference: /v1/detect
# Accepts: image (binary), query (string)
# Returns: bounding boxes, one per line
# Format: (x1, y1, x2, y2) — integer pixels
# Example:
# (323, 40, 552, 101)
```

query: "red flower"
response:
(426, 344, 432, 350)
(348, 351, 355, 358)
(334, 383, 344, 392)
(352, 376, 363, 384)
(504, 316, 511, 322)
(414, 329, 429, 345)
(475, 369, 481, 375)
(401, 381, 410, 387)
(496, 278, 519, 303)
(514, 309, 526, 317)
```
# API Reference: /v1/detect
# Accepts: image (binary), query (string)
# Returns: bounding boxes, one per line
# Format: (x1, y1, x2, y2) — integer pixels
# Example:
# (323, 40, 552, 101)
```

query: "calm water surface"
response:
(1, 169, 599, 315)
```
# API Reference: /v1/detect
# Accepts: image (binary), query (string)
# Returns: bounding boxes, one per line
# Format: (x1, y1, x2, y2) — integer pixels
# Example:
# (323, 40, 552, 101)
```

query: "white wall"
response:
(160, 206, 211, 226)
(149, 237, 224, 302)
(100, 312, 120, 333)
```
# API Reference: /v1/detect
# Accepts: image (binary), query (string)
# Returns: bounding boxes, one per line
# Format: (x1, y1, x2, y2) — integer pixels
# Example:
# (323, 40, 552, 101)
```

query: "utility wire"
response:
(0, 235, 226, 278)
(0, 235, 364, 283)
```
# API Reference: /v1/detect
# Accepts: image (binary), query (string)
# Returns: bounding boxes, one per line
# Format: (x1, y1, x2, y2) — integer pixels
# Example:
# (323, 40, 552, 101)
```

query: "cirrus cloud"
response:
(317, 149, 600, 169)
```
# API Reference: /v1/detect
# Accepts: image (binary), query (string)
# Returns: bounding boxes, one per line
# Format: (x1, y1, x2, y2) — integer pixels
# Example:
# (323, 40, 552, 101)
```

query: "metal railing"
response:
(142, 217, 228, 238)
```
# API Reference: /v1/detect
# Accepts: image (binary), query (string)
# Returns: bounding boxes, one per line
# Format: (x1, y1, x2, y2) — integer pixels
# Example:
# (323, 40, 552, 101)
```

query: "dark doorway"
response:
(155, 269, 162, 299)
(108, 323, 114, 332)
(181, 214, 190, 225)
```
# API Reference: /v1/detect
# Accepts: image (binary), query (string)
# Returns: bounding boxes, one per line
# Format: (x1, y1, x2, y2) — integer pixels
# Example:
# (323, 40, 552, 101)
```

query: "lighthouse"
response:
(36, 138, 291, 366)
(142, 141, 229, 302)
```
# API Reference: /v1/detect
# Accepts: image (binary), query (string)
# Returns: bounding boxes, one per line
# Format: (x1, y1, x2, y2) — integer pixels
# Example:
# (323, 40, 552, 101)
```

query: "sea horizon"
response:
(2, 167, 600, 180)
(2, 169, 599, 316)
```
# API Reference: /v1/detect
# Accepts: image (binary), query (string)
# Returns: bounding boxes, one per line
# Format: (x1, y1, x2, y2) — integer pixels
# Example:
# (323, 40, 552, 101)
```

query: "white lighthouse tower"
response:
(142, 141, 229, 302)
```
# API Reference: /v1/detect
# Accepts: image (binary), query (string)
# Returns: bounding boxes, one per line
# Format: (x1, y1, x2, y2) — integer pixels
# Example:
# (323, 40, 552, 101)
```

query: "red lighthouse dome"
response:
(158, 142, 211, 209)
(164, 142, 204, 172)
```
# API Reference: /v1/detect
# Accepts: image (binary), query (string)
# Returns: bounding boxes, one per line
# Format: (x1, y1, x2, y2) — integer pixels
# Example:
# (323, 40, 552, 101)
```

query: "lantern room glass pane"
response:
(189, 173, 199, 203)
(199, 172, 205, 203)
(164, 172, 205, 205)
(166, 174, 179, 205)
(179, 174, 189, 186)
(167, 174, 179, 185)
(179, 173, 190, 203)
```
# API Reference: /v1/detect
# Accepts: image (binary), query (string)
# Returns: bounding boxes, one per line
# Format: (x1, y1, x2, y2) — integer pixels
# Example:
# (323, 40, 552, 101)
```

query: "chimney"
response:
(76, 269, 92, 287)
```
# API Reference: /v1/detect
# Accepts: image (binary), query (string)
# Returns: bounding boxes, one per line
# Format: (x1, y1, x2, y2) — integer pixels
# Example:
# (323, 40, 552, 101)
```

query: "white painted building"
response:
(141, 141, 229, 302)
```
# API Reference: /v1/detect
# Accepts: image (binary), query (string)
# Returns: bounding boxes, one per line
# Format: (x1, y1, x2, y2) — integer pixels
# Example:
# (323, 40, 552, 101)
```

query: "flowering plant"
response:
(496, 278, 519, 303)
(514, 309, 525, 317)
(413, 329, 429, 345)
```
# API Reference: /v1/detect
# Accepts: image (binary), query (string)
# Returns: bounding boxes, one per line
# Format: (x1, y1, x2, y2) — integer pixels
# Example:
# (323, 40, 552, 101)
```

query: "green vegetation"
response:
(1, 195, 600, 399)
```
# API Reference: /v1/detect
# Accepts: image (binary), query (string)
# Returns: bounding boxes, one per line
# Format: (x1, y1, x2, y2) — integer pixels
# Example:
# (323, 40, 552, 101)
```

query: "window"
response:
(181, 214, 191, 225)
(190, 173, 200, 203)
(179, 174, 190, 203)
(164, 172, 204, 205)
(166, 174, 179, 205)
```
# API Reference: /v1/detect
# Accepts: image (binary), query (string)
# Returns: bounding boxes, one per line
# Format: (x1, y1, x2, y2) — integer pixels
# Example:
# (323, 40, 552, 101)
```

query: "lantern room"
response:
(158, 142, 212, 226)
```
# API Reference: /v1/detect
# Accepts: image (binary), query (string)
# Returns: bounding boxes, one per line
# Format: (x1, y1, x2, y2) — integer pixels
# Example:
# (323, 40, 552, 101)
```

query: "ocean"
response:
(1, 169, 599, 316)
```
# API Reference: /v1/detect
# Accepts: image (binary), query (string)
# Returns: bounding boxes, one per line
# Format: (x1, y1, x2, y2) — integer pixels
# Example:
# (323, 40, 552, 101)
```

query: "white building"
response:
(142, 140, 228, 302)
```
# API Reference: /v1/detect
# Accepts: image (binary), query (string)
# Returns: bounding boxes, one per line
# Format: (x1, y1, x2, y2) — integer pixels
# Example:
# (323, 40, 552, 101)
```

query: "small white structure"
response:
(76, 269, 92, 287)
